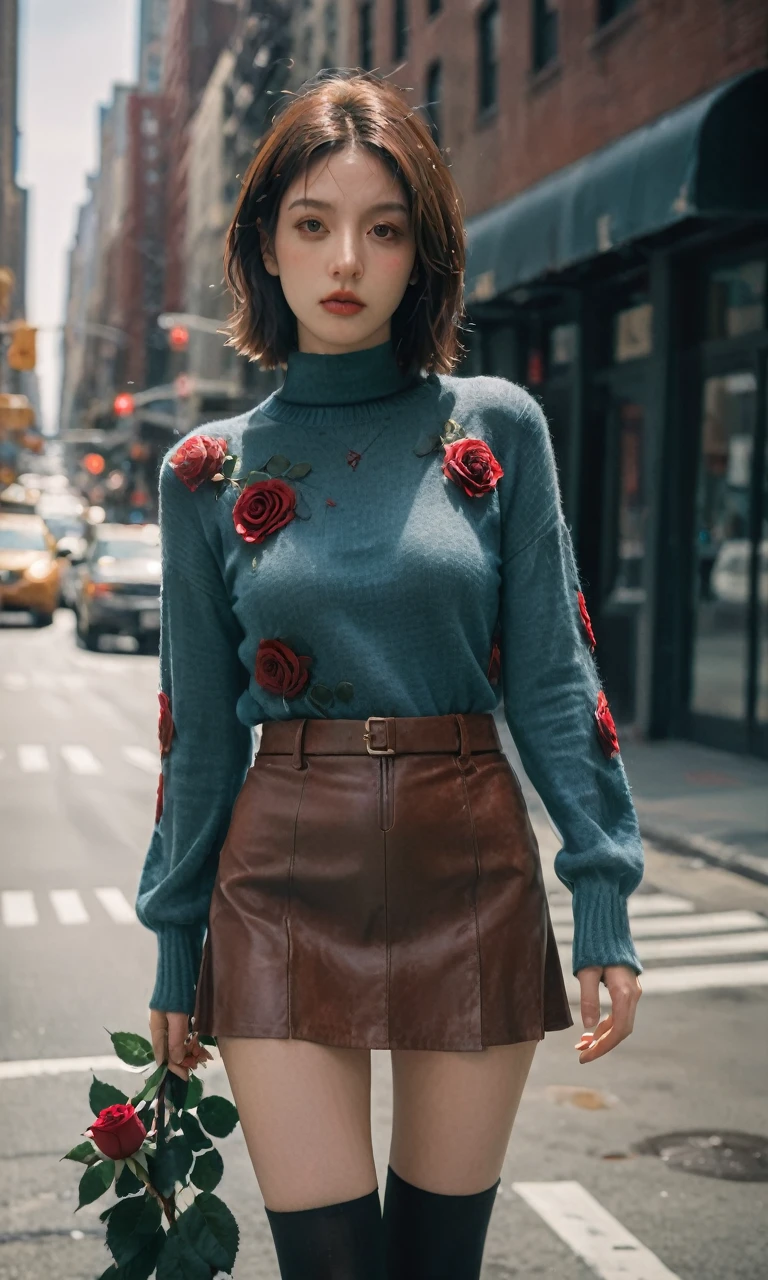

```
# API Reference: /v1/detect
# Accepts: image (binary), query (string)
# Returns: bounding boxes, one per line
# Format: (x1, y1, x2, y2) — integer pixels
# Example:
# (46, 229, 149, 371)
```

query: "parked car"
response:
(0, 512, 70, 626)
(74, 523, 161, 651)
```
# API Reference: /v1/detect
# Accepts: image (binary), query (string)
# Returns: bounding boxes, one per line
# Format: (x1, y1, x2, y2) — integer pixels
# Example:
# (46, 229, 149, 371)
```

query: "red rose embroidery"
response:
(232, 478, 297, 545)
(170, 435, 228, 492)
(158, 691, 174, 756)
(86, 1103, 147, 1161)
(577, 591, 596, 652)
(595, 690, 620, 759)
(255, 639, 312, 698)
(442, 438, 504, 498)
(487, 629, 501, 686)
(155, 771, 164, 823)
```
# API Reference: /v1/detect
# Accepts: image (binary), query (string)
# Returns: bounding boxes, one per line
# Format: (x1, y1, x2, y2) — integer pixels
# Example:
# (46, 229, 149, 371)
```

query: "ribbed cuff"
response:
(149, 923, 207, 1014)
(571, 874, 643, 977)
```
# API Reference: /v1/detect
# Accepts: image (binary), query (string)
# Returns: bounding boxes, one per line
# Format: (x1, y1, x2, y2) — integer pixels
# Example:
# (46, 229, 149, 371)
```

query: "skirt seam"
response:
(456, 758, 484, 1048)
(286, 762, 311, 1038)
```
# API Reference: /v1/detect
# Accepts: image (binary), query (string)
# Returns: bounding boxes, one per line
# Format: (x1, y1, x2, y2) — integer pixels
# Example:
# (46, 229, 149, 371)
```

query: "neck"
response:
(276, 339, 423, 407)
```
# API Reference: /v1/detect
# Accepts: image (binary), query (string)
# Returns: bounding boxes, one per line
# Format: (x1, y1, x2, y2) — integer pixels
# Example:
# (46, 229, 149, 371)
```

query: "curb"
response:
(638, 823, 768, 888)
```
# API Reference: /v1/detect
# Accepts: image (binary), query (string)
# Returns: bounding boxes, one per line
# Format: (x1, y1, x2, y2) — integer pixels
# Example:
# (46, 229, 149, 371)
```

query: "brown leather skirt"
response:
(192, 712, 574, 1050)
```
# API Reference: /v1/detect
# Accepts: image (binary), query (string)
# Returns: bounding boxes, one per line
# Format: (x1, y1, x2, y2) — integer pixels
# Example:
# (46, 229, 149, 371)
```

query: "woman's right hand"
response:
(149, 1008, 213, 1082)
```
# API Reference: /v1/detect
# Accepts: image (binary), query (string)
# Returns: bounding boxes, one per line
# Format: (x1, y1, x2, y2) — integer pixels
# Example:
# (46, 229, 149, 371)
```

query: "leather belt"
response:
(258, 713, 502, 758)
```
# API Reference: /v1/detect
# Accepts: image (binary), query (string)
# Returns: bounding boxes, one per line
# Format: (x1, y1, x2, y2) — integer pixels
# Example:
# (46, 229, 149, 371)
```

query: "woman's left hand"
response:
(573, 964, 642, 1063)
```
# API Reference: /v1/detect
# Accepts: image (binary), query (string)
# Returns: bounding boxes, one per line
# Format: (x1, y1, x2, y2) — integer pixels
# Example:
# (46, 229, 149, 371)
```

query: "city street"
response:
(1, 608, 767, 1279)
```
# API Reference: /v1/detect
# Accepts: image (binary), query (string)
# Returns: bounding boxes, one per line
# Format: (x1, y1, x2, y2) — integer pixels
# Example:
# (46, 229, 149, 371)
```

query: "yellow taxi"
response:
(0, 512, 68, 626)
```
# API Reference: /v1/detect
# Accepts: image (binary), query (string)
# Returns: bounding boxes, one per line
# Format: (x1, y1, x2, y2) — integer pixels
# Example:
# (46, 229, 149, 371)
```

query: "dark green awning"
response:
(465, 68, 768, 303)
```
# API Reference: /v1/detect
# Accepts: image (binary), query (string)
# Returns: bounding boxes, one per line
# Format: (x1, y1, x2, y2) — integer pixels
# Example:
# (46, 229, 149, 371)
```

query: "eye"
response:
(296, 218, 324, 234)
(372, 224, 401, 240)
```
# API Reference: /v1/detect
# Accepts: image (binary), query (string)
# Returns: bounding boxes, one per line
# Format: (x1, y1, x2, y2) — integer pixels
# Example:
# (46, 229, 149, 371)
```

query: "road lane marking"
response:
(50, 890, 90, 925)
(17, 745, 49, 773)
(122, 746, 159, 773)
(60, 745, 104, 775)
(555, 910, 766, 943)
(94, 887, 137, 924)
(0, 1054, 224, 1081)
(512, 1181, 680, 1279)
(549, 893, 694, 925)
(1, 891, 38, 927)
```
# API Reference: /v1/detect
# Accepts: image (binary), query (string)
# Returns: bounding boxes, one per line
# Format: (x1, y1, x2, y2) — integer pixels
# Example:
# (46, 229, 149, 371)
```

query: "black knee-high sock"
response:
(382, 1164, 500, 1280)
(264, 1186, 386, 1280)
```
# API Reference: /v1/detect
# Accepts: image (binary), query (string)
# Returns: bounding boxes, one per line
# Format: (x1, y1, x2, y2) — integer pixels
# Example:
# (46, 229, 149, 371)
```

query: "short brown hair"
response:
(223, 69, 468, 375)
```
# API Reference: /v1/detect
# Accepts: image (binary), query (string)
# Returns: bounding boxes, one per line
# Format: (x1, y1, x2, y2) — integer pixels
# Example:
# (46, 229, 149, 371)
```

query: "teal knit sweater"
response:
(135, 338, 644, 1015)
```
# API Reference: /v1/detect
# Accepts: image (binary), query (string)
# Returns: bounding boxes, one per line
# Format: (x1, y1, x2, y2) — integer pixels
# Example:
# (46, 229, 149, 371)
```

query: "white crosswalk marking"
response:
(18, 744, 49, 773)
(94, 887, 137, 924)
(512, 1181, 681, 1279)
(633, 960, 768, 994)
(2, 891, 38, 927)
(60, 744, 103, 775)
(50, 890, 90, 925)
(122, 745, 159, 773)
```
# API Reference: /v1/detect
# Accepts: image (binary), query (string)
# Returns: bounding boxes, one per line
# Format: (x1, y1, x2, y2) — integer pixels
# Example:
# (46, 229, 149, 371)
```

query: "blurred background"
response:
(1, 4, 768, 1278)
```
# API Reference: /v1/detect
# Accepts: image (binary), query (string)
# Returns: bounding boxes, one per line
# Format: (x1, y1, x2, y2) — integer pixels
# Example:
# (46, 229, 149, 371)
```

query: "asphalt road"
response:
(1, 609, 767, 1279)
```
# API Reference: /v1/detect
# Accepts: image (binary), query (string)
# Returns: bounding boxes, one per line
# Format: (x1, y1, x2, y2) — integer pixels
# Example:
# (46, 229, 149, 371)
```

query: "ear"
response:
(258, 218, 279, 277)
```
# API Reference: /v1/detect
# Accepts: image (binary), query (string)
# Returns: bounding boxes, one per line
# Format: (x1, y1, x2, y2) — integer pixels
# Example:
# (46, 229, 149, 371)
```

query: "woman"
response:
(136, 69, 644, 1280)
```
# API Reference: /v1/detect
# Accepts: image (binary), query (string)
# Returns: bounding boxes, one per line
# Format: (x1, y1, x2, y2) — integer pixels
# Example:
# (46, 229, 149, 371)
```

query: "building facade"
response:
(0, 0, 27, 327)
(343, 0, 768, 761)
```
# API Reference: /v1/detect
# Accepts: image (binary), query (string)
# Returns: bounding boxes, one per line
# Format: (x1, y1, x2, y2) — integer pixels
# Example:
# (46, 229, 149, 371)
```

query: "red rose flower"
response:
(577, 591, 596, 652)
(255, 638, 312, 698)
(158, 691, 174, 756)
(232, 478, 297, 545)
(595, 690, 620, 759)
(155, 771, 164, 824)
(169, 435, 228, 492)
(487, 630, 502, 686)
(86, 1103, 147, 1161)
(442, 438, 504, 498)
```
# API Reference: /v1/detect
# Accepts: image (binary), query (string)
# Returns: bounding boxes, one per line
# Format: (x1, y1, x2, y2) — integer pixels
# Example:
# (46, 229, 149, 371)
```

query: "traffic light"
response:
(6, 322, 37, 372)
(113, 392, 135, 417)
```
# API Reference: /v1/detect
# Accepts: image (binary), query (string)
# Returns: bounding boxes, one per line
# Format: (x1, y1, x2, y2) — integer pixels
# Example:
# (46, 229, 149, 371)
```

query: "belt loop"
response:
(291, 719, 308, 770)
(455, 713, 476, 775)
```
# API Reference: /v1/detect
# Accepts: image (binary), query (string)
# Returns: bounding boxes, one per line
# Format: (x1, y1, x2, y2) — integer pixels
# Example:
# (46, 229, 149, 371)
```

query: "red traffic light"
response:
(83, 453, 106, 476)
(169, 325, 189, 351)
(113, 392, 135, 417)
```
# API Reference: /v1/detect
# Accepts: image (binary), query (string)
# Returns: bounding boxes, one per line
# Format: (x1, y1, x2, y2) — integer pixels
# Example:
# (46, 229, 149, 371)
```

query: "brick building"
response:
(346, 0, 768, 761)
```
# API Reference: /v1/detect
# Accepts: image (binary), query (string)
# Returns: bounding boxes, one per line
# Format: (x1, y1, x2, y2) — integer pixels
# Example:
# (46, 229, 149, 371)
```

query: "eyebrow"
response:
(286, 197, 410, 217)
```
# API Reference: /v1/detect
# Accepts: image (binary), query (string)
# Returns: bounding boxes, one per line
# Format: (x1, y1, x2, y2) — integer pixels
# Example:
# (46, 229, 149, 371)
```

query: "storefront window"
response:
(607, 400, 647, 604)
(707, 259, 766, 340)
(613, 303, 652, 362)
(549, 322, 578, 367)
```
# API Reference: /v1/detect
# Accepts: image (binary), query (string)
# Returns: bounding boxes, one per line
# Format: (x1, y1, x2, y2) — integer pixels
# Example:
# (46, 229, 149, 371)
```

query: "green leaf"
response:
(155, 1231, 211, 1280)
(212, 480, 226, 502)
(196, 1095, 239, 1139)
(334, 681, 354, 703)
(307, 682, 333, 707)
(96, 1266, 118, 1278)
(110, 1031, 155, 1068)
(166, 1071, 189, 1113)
(190, 1147, 224, 1192)
(221, 454, 238, 479)
(293, 490, 311, 520)
(176, 1192, 239, 1273)
(185, 1072, 204, 1112)
(99, 1203, 117, 1224)
(129, 1063, 167, 1108)
(115, 1163, 143, 1197)
(286, 461, 312, 479)
(414, 432, 441, 456)
(62, 1140, 100, 1166)
(179, 1111, 213, 1152)
(89, 1074, 129, 1116)
(147, 1135, 193, 1198)
(115, 1228, 166, 1280)
(264, 453, 291, 475)
(106, 1193, 163, 1267)
(76, 1159, 115, 1210)
(244, 469, 271, 484)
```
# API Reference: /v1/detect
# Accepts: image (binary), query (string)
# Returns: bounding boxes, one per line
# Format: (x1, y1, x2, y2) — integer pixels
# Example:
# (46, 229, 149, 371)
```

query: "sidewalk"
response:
(494, 708, 768, 885)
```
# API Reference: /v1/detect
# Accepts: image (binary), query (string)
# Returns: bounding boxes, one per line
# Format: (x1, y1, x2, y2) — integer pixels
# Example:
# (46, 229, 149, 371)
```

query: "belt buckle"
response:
(363, 716, 395, 756)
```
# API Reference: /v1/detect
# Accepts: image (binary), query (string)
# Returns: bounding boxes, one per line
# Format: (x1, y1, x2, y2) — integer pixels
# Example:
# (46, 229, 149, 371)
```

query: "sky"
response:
(17, 0, 139, 433)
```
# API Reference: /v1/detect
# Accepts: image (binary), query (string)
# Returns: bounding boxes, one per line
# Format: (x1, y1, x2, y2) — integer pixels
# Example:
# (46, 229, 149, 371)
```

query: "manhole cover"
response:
(631, 1130, 768, 1181)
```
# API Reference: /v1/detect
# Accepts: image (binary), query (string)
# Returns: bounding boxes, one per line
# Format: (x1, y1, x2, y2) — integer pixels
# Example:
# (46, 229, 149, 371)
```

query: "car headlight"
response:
(25, 558, 54, 582)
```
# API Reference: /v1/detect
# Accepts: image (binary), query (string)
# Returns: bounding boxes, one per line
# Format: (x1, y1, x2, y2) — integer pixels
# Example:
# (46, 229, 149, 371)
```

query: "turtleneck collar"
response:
(275, 339, 423, 407)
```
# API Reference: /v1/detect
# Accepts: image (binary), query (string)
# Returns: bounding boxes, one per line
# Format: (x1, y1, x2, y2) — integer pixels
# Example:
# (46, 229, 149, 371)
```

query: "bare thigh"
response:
(388, 1040, 538, 1195)
(217, 1036, 377, 1213)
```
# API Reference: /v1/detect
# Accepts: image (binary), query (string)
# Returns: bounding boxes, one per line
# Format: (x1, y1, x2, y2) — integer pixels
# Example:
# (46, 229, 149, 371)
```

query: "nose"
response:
(328, 227, 364, 280)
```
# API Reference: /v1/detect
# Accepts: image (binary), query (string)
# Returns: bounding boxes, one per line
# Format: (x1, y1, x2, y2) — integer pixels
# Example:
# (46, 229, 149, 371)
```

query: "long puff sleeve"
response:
(135, 453, 254, 1014)
(495, 384, 644, 977)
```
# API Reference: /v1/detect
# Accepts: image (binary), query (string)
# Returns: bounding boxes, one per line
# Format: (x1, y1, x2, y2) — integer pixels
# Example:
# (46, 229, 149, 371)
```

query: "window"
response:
(706, 258, 766, 340)
(393, 0, 408, 59)
(532, 0, 558, 71)
(597, 0, 633, 25)
(359, 1, 374, 70)
(425, 60, 442, 146)
(478, 0, 500, 114)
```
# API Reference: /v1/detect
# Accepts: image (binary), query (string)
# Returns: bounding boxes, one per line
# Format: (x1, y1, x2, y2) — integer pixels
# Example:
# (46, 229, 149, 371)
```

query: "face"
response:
(259, 144, 418, 356)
